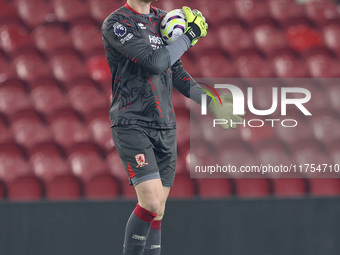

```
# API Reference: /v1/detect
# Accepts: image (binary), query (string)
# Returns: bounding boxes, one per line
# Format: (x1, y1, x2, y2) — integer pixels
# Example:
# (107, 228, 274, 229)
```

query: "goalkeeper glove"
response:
(182, 6, 208, 46)
(208, 94, 245, 129)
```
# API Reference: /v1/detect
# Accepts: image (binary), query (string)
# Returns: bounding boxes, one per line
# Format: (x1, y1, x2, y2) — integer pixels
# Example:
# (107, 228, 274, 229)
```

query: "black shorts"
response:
(111, 125, 177, 187)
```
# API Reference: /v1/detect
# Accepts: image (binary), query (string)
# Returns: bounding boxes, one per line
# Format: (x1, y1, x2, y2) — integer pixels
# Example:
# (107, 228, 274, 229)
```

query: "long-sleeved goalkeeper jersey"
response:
(102, 3, 201, 129)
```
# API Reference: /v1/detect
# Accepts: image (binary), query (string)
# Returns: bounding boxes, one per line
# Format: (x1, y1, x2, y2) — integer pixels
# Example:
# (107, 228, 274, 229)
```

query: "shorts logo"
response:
(113, 22, 127, 37)
(135, 154, 149, 168)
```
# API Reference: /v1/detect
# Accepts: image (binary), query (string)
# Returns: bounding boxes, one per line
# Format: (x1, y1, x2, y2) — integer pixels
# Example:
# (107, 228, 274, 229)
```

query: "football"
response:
(160, 9, 187, 44)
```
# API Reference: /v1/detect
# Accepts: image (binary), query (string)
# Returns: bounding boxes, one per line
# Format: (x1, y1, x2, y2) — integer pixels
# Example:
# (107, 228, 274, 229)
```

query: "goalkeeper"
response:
(101, 0, 243, 254)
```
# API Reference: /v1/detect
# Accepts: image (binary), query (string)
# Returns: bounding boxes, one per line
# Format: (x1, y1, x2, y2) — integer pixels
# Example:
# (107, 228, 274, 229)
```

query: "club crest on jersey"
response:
(135, 154, 149, 168)
(113, 22, 127, 37)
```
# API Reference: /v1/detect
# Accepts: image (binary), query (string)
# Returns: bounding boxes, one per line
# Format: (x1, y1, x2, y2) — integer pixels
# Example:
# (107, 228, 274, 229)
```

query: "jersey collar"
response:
(124, 3, 158, 16)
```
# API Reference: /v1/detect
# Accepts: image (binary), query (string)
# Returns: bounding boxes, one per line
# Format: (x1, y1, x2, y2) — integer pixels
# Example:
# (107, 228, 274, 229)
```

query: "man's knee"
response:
(155, 203, 166, 220)
(139, 199, 162, 214)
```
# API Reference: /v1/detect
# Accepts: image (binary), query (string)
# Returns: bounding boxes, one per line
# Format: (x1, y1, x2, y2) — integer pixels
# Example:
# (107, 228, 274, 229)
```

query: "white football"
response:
(160, 9, 187, 44)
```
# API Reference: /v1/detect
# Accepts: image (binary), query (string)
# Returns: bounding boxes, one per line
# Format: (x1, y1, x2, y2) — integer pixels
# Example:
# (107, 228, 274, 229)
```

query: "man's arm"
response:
(172, 60, 245, 129)
(101, 15, 190, 74)
(171, 59, 208, 105)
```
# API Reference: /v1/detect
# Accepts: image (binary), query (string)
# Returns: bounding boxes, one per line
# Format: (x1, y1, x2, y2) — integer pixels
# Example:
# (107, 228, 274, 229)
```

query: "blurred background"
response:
(1, 0, 340, 201)
(1, 0, 340, 254)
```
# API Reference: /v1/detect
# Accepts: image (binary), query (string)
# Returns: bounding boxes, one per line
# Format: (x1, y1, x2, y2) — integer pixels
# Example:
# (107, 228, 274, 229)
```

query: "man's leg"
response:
(123, 179, 164, 255)
(143, 187, 170, 255)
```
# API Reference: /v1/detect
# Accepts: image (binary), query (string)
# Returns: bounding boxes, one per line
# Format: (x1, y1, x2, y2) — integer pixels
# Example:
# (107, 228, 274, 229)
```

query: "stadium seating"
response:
(273, 178, 307, 197)
(0, 0, 340, 201)
(168, 173, 196, 199)
(16, 0, 54, 29)
(30, 78, 69, 115)
(0, 79, 32, 116)
(48, 108, 90, 147)
(197, 178, 233, 198)
(33, 23, 71, 55)
(309, 179, 340, 196)
(10, 109, 51, 149)
(234, 178, 271, 198)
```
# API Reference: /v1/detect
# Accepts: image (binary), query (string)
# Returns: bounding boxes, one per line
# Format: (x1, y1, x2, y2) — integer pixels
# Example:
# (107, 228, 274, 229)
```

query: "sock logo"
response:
(151, 245, 161, 249)
(132, 234, 146, 241)
(135, 153, 149, 168)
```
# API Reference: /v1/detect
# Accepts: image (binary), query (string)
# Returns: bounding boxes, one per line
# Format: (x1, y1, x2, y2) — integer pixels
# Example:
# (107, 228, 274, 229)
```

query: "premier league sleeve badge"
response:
(113, 22, 127, 37)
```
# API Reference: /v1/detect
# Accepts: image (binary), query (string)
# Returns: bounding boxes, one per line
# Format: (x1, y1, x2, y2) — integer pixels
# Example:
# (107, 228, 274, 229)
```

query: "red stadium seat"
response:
(292, 140, 330, 177)
(175, 109, 190, 146)
(238, 122, 276, 147)
(53, 0, 90, 22)
(234, 0, 269, 22)
(326, 84, 340, 113)
(86, 108, 114, 151)
(252, 19, 287, 55)
(218, 19, 253, 56)
(271, 49, 308, 78)
(310, 110, 340, 145)
(67, 79, 107, 114)
(179, 53, 200, 78)
(16, 0, 54, 29)
(273, 178, 306, 198)
(0, 22, 34, 53)
(197, 50, 238, 78)
(70, 22, 103, 55)
(86, 55, 112, 82)
(0, 116, 11, 143)
(328, 141, 340, 166)
(0, 54, 15, 82)
(49, 108, 90, 147)
(305, 48, 338, 78)
(106, 149, 127, 181)
(190, 29, 220, 55)
(236, 49, 274, 78)
(29, 142, 70, 181)
(234, 178, 271, 198)
(85, 174, 120, 200)
(33, 24, 71, 55)
(168, 173, 196, 199)
(323, 20, 340, 54)
(7, 175, 43, 201)
(305, 0, 339, 25)
(68, 142, 107, 181)
(284, 79, 329, 113)
(0, 142, 32, 182)
(268, 0, 306, 23)
(197, 178, 233, 198)
(30, 78, 69, 115)
(275, 112, 313, 148)
(13, 50, 51, 82)
(45, 174, 82, 200)
(256, 141, 293, 178)
(50, 49, 87, 82)
(0, 1, 17, 19)
(121, 180, 137, 200)
(195, 0, 236, 24)
(285, 23, 322, 52)
(10, 110, 51, 149)
(0, 79, 32, 116)
(309, 179, 340, 197)
(0, 180, 5, 199)
(172, 89, 190, 112)
(217, 141, 258, 178)
(89, 0, 124, 22)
